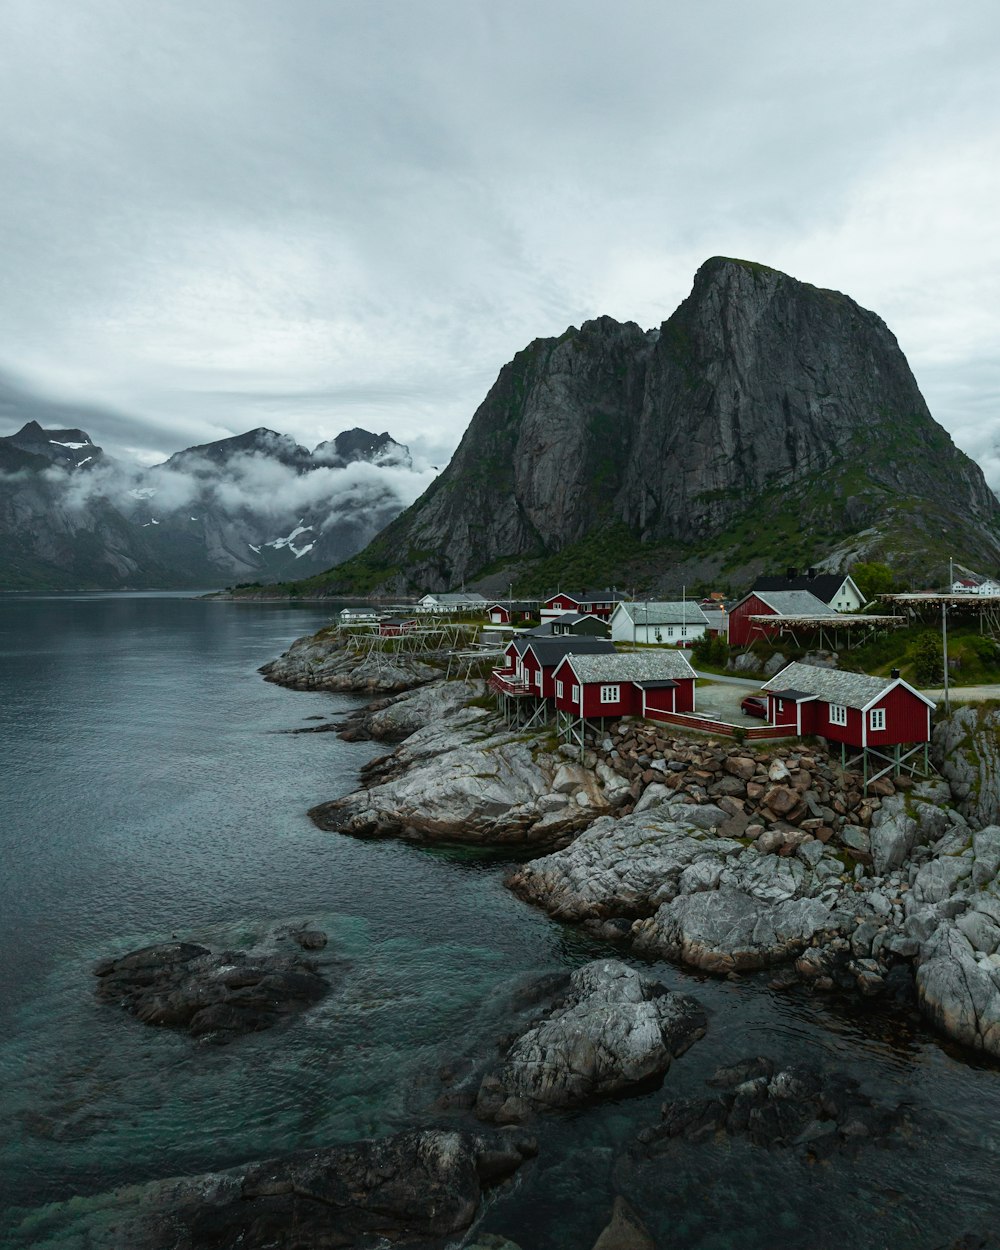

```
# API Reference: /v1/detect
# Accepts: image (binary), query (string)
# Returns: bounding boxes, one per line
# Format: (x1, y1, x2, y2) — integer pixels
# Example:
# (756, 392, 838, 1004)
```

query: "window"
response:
(535, 670, 542, 688)
(681, 626, 687, 637)
(600, 684, 620, 704)
(830, 704, 847, 726)
(556, 680, 563, 698)
(570, 684, 578, 700)
(667, 626, 674, 637)
(870, 707, 886, 731)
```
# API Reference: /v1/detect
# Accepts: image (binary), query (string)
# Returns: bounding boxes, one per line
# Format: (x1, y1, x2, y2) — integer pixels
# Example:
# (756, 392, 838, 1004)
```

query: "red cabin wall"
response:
(580, 680, 641, 718)
(867, 685, 931, 746)
(728, 595, 776, 647)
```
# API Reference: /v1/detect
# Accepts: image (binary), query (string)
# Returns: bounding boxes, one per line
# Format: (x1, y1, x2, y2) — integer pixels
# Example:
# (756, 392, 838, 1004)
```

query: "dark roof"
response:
(522, 621, 556, 637)
(487, 601, 537, 612)
(633, 679, 678, 689)
(546, 589, 618, 603)
(752, 573, 852, 601)
(766, 688, 817, 702)
(525, 638, 616, 664)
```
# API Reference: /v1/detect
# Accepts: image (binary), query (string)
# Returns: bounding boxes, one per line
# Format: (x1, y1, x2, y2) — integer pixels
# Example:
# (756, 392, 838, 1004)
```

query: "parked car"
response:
(741, 695, 768, 718)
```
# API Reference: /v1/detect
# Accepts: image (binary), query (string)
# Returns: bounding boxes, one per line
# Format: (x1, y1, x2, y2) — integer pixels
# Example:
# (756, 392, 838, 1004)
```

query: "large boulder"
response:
(917, 923, 1000, 1057)
(631, 887, 835, 973)
(474, 961, 706, 1122)
(311, 716, 622, 846)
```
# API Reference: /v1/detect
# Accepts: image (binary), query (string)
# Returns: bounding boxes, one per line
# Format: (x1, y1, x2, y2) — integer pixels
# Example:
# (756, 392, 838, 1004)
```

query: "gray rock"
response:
(917, 923, 1000, 1056)
(973, 825, 1000, 889)
(912, 857, 973, 904)
(632, 887, 834, 973)
(474, 961, 706, 1120)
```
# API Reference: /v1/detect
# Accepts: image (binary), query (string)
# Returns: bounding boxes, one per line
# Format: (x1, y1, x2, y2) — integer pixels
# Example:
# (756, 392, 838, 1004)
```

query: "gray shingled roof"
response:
(752, 590, 839, 616)
(762, 661, 933, 710)
(526, 638, 616, 662)
(561, 651, 697, 684)
(615, 601, 710, 626)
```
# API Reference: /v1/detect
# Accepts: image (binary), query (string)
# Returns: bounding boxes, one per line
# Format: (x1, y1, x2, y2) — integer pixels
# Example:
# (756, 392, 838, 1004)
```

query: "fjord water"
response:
(2, 593, 1000, 1249)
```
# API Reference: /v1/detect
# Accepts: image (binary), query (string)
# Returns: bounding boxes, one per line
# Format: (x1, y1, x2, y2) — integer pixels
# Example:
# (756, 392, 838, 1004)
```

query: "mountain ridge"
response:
(294, 256, 1000, 596)
(0, 422, 421, 589)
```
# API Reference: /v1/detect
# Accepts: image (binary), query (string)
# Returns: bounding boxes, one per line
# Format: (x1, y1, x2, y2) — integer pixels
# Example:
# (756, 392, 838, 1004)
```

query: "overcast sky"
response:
(0, 1, 998, 478)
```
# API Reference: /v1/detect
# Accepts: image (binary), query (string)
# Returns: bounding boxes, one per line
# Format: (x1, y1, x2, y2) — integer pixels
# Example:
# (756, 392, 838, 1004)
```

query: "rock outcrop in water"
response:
(318, 256, 1000, 593)
(260, 628, 439, 693)
(93, 941, 331, 1042)
(63, 1127, 537, 1250)
(474, 960, 706, 1122)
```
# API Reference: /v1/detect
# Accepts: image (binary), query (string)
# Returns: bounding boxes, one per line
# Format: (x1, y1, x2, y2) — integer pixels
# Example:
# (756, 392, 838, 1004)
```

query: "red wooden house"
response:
(490, 637, 614, 697)
(551, 651, 697, 721)
(540, 589, 618, 622)
(487, 601, 538, 624)
(761, 661, 934, 749)
(727, 589, 838, 647)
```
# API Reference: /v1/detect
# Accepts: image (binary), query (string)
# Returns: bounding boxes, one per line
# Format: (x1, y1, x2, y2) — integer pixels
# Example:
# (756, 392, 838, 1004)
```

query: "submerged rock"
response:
(643, 1058, 910, 1159)
(474, 960, 706, 1122)
(71, 1127, 538, 1250)
(93, 941, 331, 1042)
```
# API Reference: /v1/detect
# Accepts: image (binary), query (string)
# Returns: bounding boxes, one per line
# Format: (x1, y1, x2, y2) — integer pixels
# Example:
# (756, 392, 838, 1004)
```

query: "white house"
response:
(610, 600, 710, 646)
(417, 592, 488, 613)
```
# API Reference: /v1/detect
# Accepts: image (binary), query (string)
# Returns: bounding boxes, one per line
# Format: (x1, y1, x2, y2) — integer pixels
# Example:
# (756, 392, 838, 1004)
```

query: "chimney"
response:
(891, 668, 900, 679)
(786, 566, 798, 580)
(807, 567, 817, 578)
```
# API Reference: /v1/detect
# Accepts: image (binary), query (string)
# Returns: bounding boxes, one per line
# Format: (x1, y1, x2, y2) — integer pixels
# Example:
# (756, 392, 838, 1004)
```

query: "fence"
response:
(645, 708, 799, 740)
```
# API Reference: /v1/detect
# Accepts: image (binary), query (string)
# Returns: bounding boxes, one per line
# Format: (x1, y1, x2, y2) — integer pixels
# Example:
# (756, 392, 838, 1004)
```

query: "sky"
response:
(0, 0, 998, 479)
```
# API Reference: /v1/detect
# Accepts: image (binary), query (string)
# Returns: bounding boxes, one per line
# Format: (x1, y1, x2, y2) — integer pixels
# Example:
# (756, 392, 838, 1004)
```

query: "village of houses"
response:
(336, 568, 1000, 788)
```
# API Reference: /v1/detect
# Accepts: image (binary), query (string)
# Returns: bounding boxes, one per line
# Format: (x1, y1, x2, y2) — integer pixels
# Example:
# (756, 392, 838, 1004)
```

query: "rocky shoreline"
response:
(271, 627, 1000, 1063)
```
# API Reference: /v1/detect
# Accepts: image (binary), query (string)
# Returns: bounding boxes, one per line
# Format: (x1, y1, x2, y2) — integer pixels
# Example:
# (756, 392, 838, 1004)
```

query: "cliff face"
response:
(324, 257, 1000, 592)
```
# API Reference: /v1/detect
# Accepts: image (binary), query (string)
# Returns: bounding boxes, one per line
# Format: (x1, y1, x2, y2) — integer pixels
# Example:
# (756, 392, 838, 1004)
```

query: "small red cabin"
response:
(491, 637, 615, 698)
(761, 661, 934, 748)
(551, 651, 697, 721)
(487, 601, 537, 624)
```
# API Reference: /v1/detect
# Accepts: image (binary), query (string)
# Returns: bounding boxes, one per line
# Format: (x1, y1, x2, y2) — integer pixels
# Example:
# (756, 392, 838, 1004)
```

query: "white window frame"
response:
(556, 680, 563, 698)
(667, 626, 674, 637)
(599, 684, 621, 704)
(535, 669, 542, 689)
(870, 707, 886, 731)
(830, 703, 847, 726)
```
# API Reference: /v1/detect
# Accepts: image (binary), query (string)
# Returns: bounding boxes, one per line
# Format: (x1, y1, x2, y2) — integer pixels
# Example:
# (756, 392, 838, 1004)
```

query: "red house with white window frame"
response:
(490, 637, 615, 698)
(551, 651, 697, 721)
(540, 590, 618, 621)
(761, 661, 934, 749)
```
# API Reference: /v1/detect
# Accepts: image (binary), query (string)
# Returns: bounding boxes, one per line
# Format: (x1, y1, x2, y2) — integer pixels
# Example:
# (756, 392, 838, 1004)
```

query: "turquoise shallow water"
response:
(2, 593, 1000, 1248)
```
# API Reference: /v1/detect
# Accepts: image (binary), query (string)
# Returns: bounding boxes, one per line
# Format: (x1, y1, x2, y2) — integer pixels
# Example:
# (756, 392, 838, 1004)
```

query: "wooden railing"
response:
(646, 708, 798, 739)
(489, 670, 535, 696)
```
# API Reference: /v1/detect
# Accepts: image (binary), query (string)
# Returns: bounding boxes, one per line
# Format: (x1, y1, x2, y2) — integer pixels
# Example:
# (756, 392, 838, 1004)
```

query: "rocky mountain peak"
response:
(320, 258, 1000, 595)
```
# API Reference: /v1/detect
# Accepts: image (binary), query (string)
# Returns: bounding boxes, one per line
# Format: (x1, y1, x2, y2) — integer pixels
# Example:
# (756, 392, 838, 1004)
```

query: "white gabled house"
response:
(609, 600, 710, 646)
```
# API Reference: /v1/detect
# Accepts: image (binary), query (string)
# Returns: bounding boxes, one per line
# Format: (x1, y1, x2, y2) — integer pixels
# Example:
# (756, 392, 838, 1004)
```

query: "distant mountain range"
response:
(292, 256, 1000, 597)
(0, 421, 423, 589)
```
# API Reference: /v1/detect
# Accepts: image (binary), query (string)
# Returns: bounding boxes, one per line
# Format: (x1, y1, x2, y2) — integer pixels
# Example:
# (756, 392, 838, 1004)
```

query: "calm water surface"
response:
(1, 594, 999, 1248)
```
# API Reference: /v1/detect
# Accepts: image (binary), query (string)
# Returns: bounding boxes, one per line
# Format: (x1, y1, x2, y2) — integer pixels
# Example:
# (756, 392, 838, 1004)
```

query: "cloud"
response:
(38, 448, 437, 536)
(0, 1, 998, 482)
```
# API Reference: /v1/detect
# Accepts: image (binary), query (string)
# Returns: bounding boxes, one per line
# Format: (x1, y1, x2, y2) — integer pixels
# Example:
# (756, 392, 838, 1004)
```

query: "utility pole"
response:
(942, 602, 950, 714)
